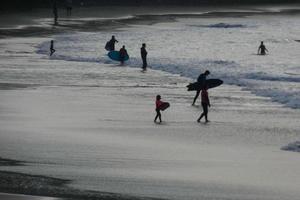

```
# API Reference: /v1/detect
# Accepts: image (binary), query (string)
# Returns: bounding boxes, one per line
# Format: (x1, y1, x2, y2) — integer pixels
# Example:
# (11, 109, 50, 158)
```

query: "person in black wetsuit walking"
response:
(192, 70, 210, 105)
(258, 41, 268, 55)
(141, 43, 148, 71)
(197, 85, 211, 123)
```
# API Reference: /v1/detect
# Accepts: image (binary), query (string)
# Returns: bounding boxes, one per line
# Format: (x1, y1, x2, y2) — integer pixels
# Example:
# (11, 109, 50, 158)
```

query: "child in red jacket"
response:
(154, 95, 163, 123)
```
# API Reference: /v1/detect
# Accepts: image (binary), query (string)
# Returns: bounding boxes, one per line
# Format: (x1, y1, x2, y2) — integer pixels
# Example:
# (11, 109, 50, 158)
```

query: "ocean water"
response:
(1, 6, 300, 200)
(35, 8, 300, 108)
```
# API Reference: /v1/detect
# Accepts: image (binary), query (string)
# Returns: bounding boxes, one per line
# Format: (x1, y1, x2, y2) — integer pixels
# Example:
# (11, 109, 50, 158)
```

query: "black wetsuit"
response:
(192, 73, 207, 105)
(141, 46, 148, 70)
(258, 44, 267, 55)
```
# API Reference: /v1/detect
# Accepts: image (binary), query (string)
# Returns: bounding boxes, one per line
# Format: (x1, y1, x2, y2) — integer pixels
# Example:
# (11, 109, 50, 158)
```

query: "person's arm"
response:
(257, 46, 261, 54)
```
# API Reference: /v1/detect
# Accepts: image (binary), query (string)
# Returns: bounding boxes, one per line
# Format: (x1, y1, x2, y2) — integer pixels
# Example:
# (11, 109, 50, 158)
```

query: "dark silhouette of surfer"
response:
(52, 0, 58, 25)
(50, 40, 55, 56)
(258, 41, 268, 55)
(154, 95, 163, 123)
(141, 43, 148, 71)
(106, 36, 118, 51)
(192, 70, 210, 105)
(119, 45, 128, 65)
(197, 86, 210, 123)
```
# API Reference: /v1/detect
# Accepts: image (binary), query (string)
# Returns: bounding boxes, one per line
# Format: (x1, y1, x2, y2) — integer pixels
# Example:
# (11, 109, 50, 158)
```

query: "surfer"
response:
(50, 40, 55, 56)
(154, 95, 163, 123)
(119, 45, 128, 65)
(258, 41, 268, 55)
(141, 43, 148, 71)
(106, 36, 118, 51)
(192, 70, 210, 105)
(197, 85, 210, 123)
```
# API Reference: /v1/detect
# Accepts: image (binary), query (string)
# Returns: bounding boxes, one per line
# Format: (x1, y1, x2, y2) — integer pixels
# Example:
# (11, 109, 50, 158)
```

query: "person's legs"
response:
(142, 57, 147, 70)
(154, 109, 161, 123)
(192, 90, 200, 105)
(203, 103, 209, 122)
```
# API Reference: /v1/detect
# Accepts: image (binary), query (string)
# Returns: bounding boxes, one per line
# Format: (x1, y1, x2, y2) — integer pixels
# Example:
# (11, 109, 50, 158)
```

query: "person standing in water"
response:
(141, 43, 148, 71)
(192, 70, 210, 105)
(154, 95, 163, 123)
(119, 45, 128, 65)
(108, 35, 118, 51)
(50, 40, 55, 56)
(258, 41, 268, 55)
(197, 86, 210, 123)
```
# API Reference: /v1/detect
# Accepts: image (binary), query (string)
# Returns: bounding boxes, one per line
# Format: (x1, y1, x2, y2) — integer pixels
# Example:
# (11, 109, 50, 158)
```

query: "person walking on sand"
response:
(141, 43, 148, 71)
(192, 70, 210, 105)
(154, 95, 163, 123)
(119, 45, 128, 65)
(197, 86, 211, 123)
(258, 41, 268, 55)
(50, 40, 55, 56)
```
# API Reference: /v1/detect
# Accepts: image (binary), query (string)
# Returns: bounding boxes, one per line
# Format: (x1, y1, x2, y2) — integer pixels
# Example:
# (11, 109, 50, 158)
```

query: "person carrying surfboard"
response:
(197, 85, 211, 123)
(141, 43, 148, 71)
(192, 70, 210, 105)
(154, 95, 163, 123)
(257, 41, 268, 55)
(119, 45, 128, 65)
(105, 35, 118, 51)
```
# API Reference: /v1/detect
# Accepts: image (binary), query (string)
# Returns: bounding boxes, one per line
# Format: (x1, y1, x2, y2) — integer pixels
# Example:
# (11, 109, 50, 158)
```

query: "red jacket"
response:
(156, 100, 163, 109)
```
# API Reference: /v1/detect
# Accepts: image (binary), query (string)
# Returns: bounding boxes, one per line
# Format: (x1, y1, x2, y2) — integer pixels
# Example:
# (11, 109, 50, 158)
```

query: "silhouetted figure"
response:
(197, 86, 211, 123)
(53, 0, 58, 25)
(106, 36, 118, 51)
(119, 45, 128, 65)
(154, 95, 163, 123)
(258, 41, 268, 55)
(66, 0, 72, 16)
(141, 43, 148, 71)
(50, 40, 55, 56)
(192, 70, 210, 105)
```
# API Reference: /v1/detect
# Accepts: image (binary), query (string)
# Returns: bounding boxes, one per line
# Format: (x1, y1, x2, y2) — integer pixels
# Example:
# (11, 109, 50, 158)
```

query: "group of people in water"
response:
(105, 36, 148, 70)
(49, 35, 269, 124)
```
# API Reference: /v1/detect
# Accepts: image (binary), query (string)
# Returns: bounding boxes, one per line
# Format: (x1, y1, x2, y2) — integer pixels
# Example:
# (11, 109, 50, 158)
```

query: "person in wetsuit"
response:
(258, 41, 268, 55)
(119, 45, 128, 65)
(154, 95, 163, 123)
(50, 40, 55, 56)
(192, 70, 210, 105)
(197, 85, 210, 123)
(141, 43, 148, 71)
(107, 35, 118, 51)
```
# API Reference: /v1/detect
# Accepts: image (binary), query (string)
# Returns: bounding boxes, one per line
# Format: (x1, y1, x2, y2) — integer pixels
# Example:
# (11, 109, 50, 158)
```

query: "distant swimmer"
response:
(141, 43, 148, 71)
(197, 85, 211, 123)
(192, 70, 210, 105)
(105, 35, 118, 51)
(50, 40, 55, 56)
(119, 45, 128, 65)
(258, 41, 268, 55)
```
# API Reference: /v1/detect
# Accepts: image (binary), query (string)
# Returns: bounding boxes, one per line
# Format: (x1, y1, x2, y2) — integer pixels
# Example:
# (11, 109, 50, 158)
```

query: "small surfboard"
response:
(187, 79, 223, 91)
(159, 102, 170, 111)
(105, 42, 111, 51)
(108, 51, 129, 62)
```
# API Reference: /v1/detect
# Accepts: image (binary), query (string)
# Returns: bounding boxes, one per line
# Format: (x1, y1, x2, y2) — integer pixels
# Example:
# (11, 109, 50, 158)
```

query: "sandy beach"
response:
(1, 5, 300, 200)
(0, 193, 59, 200)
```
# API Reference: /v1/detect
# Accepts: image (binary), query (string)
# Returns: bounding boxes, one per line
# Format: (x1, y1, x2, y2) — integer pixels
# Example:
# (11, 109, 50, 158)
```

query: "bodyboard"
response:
(187, 79, 223, 91)
(159, 102, 170, 111)
(108, 51, 129, 61)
